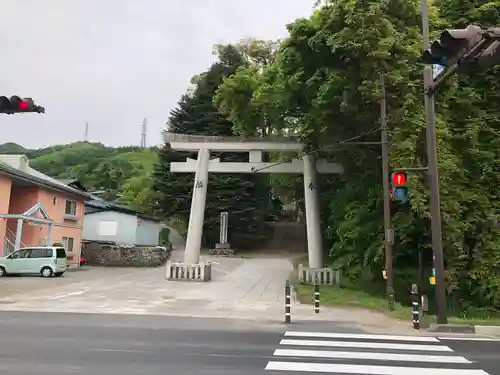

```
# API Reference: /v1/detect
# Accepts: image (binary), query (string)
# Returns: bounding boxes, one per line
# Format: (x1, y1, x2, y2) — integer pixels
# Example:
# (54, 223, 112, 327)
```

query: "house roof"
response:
(85, 197, 161, 222)
(57, 179, 87, 192)
(0, 155, 89, 200)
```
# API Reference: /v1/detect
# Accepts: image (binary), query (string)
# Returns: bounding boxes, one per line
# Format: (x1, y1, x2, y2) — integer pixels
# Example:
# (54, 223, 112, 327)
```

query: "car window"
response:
(29, 248, 52, 258)
(56, 248, 66, 258)
(10, 249, 31, 259)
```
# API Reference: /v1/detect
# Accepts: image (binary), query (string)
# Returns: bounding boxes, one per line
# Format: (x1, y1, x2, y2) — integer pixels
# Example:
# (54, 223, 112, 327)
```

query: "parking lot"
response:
(0, 258, 291, 318)
(0, 266, 150, 301)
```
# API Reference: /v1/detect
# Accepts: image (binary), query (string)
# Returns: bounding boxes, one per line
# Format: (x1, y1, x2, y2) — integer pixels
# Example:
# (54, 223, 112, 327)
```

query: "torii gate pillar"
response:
(184, 147, 210, 264)
(303, 154, 323, 268)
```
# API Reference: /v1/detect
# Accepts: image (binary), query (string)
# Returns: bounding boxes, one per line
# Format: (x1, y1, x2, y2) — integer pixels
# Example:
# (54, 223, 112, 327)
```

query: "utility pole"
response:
(380, 74, 395, 310)
(420, 0, 447, 324)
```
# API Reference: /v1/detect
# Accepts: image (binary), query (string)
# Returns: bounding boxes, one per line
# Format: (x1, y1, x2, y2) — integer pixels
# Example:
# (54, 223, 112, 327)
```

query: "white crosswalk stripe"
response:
(265, 331, 491, 374)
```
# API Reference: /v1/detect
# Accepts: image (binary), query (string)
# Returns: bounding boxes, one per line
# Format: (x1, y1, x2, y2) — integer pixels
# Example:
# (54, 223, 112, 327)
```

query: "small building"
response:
(83, 198, 161, 246)
(0, 155, 89, 267)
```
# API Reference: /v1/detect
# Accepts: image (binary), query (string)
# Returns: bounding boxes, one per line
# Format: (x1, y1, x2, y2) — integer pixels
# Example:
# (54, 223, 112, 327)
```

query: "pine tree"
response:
(151, 95, 197, 219)
(153, 53, 270, 249)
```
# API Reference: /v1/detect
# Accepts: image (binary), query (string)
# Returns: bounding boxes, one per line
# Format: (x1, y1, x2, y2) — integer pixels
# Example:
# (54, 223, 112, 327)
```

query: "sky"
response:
(0, 0, 315, 149)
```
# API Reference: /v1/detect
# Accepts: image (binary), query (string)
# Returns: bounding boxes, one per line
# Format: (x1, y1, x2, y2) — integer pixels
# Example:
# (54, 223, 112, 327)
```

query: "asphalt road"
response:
(440, 338, 500, 375)
(0, 311, 499, 374)
(0, 312, 283, 374)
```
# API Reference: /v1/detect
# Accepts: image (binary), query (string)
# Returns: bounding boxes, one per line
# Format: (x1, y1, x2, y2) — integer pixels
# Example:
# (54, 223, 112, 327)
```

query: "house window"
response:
(65, 200, 77, 216)
(62, 237, 74, 252)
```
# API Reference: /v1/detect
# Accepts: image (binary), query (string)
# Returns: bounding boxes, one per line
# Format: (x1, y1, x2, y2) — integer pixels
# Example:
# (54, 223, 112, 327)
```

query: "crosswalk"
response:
(265, 331, 490, 374)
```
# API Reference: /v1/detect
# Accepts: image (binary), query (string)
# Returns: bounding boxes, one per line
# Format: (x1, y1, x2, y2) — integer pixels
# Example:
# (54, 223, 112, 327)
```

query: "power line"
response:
(252, 126, 381, 173)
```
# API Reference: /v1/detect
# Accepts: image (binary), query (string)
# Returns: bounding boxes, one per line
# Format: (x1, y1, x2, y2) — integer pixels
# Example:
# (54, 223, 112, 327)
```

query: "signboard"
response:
(432, 64, 444, 80)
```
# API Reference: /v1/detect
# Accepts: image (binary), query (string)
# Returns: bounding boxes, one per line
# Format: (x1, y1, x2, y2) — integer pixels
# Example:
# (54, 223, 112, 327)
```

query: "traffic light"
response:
(474, 28, 500, 68)
(391, 172, 409, 202)
(0, 96, 45, 114)
(422, 25, 483, 67)
(475, 40, 500, 67)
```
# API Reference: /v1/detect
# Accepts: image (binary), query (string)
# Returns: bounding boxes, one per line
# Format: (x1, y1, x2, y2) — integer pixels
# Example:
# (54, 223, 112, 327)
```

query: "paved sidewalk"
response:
(0, 254, 413, 334)
(0, 228, 415, 332)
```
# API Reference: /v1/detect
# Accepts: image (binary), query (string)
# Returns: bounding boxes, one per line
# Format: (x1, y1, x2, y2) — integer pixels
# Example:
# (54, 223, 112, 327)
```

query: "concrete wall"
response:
(37, 186, 85, 266)
(0, 174, 12, 256)
(135, 218, 160, 246)
(83, 211, 137, 245)
(82, 241, 172, 267)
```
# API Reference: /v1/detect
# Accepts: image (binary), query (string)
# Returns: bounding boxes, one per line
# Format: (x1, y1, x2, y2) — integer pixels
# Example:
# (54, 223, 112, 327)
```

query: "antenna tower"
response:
(84, 122, 89, 142)
(140, 118, 147, 148)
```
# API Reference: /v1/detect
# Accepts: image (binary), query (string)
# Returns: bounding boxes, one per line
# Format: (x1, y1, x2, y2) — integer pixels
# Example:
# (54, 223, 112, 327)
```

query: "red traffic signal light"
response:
(11, 96, 32, 112)
(392, 172, 407, 185)
(0, 95, 45, 114)
(391, 172, 409, 202)
(18, 101, 29, 111)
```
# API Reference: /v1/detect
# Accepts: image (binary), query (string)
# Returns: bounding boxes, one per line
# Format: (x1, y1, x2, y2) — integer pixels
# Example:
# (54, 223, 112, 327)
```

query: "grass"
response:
(292, 254, 500, 326)
(293, 278, 500, 326)
(294, 282, 410, 321)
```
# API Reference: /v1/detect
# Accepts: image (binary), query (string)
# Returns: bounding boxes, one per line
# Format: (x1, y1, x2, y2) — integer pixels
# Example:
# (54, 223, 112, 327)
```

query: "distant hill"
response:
(0, 141, 158, 213)
(0, 142, 27, 154)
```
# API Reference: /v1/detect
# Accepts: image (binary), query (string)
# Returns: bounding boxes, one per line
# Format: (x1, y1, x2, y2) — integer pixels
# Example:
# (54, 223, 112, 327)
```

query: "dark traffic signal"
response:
(391, 172, 408, 202)
(0, 96, 45, 114)
(422, 25, 483, 67)
(475, 40, 500, 67)
(474, 28, 500, 68)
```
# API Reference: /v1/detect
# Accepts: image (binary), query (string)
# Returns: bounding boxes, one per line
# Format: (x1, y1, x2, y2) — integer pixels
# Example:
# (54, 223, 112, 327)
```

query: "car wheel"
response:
(0, 266, 6, 277)
(54, 272, 64, 277)
(41, 267, 53, 278)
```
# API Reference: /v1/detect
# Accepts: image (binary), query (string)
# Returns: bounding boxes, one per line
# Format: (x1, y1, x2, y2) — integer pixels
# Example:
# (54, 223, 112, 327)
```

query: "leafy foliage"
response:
(209, 0, 500, 313)
(0, 141, 157, 214)
(152, 44, 271, 249)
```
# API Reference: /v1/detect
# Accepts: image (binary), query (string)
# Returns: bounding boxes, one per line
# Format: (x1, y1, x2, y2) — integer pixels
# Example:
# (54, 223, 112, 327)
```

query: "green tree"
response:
(213, 39, 304, 213)
(221, 0, 500, 314)
(153, 45, 271, 249)
(0, 141, 158, 211)
(215, 0, 432, 299)
(427, 0, 500, 310)
(152, 95, 198, 220)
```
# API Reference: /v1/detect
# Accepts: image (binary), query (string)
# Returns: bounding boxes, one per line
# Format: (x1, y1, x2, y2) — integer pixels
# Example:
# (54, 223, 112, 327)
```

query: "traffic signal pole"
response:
(379, 74, 395, 311)
(420, 0, 448, 324)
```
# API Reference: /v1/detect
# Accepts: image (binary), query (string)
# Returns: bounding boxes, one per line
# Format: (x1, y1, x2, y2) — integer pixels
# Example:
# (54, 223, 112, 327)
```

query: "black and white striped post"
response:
(314, 279, 320, 314)
(285, 280, 291, 323)
(411, 283, 420, 329)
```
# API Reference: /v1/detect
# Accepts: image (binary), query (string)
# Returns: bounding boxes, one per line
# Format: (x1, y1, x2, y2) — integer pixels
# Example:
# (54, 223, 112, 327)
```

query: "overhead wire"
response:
(251, 126, 381, 173)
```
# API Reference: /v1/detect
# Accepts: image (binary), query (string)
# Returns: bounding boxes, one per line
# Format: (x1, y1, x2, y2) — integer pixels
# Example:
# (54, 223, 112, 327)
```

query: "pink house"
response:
(0, 155, 89, 267)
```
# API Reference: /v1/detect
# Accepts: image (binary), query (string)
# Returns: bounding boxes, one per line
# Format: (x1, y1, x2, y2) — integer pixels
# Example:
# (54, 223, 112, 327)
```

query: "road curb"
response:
(428, 324, 475, 333)
(474, 325, 500, 336)
(427, 324, 500, 335)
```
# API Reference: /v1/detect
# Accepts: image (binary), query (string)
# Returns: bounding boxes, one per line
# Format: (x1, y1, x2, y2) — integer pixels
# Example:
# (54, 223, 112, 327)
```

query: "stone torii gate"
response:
(164, 132, 344, 282)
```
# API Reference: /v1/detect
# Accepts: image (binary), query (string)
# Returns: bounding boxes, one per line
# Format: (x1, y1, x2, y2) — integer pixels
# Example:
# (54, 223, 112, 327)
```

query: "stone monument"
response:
(209, 211, 235, 256)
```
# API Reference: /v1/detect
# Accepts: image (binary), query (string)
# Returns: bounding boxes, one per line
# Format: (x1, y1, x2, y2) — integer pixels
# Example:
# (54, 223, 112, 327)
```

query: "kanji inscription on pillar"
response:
(195, 181, 204, 188)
